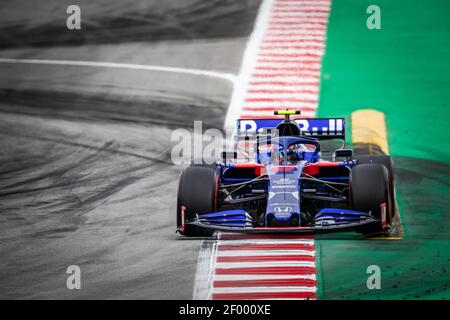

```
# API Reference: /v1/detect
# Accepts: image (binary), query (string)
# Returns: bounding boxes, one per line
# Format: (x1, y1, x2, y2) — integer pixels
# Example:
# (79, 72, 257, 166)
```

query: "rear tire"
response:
(177, 166, 218, 236)
(356, 155, 396, 220)
(350, 164, 392, 234)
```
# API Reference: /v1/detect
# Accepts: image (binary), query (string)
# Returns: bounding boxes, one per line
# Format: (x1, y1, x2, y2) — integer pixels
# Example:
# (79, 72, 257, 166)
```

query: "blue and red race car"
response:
(177, 110, 395, 236)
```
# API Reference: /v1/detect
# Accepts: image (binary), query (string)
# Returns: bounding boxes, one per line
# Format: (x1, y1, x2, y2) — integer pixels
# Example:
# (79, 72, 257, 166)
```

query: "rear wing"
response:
(237, 118, 345, 140)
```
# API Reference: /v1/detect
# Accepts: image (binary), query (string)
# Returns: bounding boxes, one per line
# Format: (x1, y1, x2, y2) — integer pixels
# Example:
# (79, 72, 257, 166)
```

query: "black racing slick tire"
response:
(177, 166, 218, 237)
(350, 164, 392, 234)
(356, 155, 396, 219)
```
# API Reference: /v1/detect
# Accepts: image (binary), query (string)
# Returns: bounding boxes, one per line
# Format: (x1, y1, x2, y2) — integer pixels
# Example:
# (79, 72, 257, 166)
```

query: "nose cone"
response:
(267, 211, 300, 227)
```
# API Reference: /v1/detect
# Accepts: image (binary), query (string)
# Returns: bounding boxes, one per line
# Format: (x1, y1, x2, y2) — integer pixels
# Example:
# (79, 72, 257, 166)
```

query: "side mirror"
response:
(334, 149, 353, 158)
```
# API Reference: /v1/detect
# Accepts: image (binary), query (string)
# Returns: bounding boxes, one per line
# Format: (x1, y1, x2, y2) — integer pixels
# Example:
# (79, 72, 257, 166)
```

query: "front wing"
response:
(184, 218, 377, 234)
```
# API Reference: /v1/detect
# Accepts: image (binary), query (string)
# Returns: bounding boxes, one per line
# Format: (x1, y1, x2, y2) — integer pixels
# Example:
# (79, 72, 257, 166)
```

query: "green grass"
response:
(318, 0, 450, 162)
(316, 0, 450, 299)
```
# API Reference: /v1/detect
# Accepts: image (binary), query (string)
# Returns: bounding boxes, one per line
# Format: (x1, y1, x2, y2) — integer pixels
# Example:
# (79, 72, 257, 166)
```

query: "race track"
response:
(1, 0, 449, 300)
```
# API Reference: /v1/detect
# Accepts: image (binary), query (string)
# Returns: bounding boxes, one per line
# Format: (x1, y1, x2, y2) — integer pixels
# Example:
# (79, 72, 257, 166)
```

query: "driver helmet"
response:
(286, 145, 301, 163)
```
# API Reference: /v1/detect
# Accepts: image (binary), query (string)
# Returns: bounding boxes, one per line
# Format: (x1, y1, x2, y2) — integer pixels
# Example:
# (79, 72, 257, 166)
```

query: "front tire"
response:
(177, 166, 218, 236)
(350, 163, 392, 234)
(356, 155, 396, 220)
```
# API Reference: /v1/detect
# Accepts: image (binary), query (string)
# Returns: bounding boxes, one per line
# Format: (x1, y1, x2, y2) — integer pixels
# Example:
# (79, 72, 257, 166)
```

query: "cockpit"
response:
(258, 141, 319, 164)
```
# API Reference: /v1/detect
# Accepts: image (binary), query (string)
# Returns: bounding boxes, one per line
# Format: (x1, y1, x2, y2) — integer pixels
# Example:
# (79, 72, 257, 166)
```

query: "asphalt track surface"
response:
(0, 0, 262, 299)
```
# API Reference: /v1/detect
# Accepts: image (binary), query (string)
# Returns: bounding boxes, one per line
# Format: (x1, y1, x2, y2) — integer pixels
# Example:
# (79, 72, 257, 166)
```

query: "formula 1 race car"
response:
(176, 110, 395, 236)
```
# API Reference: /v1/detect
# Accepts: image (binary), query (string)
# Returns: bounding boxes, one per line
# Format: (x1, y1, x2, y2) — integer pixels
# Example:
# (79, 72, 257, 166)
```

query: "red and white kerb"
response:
(194, 0, 331, 300)
(224, 0, 331, 127)
(194, 234, 317, 300)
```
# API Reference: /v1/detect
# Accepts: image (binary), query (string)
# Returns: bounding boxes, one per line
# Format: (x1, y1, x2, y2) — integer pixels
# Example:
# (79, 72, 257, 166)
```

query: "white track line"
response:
(0, 58, 236, 83)
(193, 241, 217, 300)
